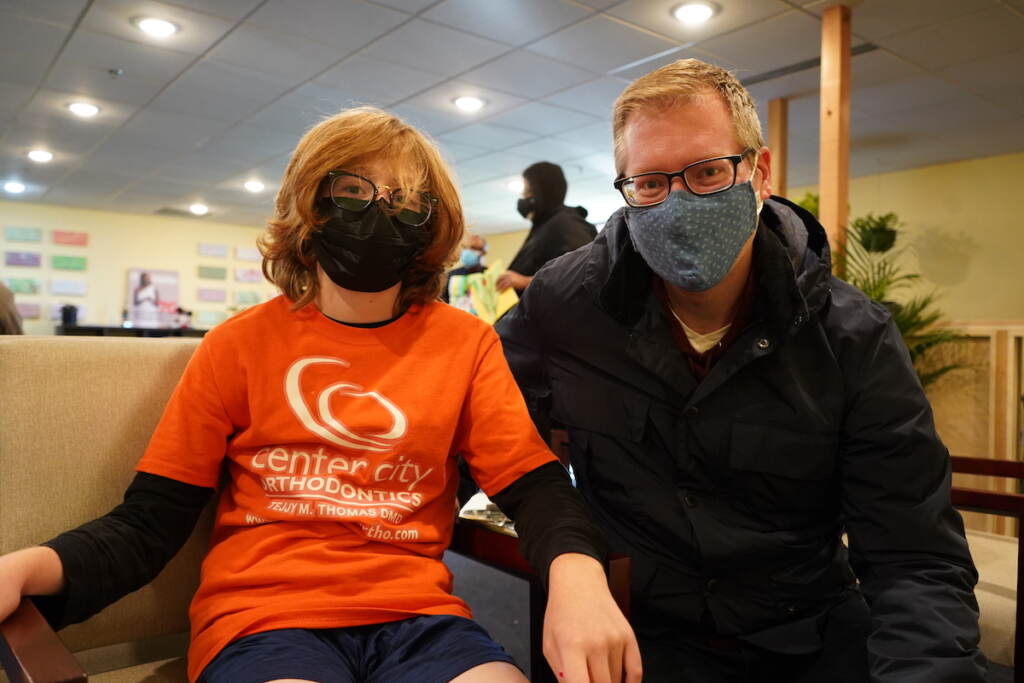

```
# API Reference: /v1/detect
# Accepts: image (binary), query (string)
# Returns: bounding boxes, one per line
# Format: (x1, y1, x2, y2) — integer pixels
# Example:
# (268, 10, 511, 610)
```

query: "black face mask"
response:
(311, 199, 427, 293)
(516, 197, 534, 219)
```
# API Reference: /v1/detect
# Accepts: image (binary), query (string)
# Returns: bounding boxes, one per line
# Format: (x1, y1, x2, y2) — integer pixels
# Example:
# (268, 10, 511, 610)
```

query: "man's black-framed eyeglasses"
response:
(613, 149, 754, 208)
(325, 170, 437, 227)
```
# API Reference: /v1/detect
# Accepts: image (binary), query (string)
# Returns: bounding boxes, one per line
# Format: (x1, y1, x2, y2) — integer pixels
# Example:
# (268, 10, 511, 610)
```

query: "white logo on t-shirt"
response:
(285, 357, 407, 452)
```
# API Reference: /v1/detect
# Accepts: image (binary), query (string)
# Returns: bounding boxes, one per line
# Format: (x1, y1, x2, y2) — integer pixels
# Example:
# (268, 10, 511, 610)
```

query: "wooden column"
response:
(819, 4, 851, 260)
(768, 98, 788, 198)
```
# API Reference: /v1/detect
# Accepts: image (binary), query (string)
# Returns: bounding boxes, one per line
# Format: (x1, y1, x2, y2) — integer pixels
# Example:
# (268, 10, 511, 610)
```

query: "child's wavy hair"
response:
(259, 107, 464, 312)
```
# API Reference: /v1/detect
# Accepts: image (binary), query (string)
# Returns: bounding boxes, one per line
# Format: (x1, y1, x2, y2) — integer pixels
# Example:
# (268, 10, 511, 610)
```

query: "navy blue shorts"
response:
(199, 614, 517, 683)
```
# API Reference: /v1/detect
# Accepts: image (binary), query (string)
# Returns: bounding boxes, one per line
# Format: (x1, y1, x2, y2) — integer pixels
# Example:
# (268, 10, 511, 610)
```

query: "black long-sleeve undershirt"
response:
(36, 461, 605, 629)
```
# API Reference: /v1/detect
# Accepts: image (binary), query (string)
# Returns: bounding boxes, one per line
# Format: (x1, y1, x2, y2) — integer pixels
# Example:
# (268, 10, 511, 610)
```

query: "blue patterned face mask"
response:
(624, 173, 761, 292)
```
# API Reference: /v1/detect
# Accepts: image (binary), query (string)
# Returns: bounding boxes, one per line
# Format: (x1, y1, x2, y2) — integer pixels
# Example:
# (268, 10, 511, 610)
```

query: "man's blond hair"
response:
(612, 59, 764, 176)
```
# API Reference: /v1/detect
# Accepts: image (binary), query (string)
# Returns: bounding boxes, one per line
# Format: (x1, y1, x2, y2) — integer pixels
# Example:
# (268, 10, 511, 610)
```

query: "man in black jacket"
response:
(496, 161, 596, 295)
(496, 59, 984, 682)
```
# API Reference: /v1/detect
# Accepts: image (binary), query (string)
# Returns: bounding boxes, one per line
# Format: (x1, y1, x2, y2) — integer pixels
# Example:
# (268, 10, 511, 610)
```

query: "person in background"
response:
(497, 59, 984, 682)
(0, 108, 640, 683)
(441, 233, 488, 307)
(0, 282, 23, 334)
(496, 162, 596, 295)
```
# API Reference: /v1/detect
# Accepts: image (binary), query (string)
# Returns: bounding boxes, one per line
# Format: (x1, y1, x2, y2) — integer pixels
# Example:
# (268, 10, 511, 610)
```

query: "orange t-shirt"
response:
(136, 296, 555, 682)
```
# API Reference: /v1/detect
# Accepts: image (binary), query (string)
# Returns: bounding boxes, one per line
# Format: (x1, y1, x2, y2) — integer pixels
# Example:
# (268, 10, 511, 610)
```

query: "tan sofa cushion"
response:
(966, 529, 1017, 667)
(0, 336, 207, 658)
(89, 657, 188, 683)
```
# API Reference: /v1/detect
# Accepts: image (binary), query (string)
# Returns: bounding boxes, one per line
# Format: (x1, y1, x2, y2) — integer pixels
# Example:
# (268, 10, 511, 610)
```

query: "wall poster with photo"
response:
(126, 268, 179, 328)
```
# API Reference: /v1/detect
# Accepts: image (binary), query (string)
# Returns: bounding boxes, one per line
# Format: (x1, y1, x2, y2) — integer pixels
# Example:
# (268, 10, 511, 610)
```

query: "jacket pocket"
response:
(729, 422, 837, 481)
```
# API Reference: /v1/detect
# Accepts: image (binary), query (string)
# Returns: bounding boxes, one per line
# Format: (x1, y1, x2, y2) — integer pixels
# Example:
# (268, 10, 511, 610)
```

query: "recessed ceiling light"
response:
(134, 17, 179, 38)
(243, 179, 265, 193)
(189, 203, 209, 216)
(507, 179, 525, 194)
(28, 149, 54, 163)
(672, 2, 717, 25)
(453, 96, 485, 113)
(68, 102, 99, 118)
(4, 181, 26, 194)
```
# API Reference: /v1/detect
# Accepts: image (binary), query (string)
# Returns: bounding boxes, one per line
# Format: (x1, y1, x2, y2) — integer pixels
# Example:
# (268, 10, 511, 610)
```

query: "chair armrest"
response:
(0, 598, 86, 683)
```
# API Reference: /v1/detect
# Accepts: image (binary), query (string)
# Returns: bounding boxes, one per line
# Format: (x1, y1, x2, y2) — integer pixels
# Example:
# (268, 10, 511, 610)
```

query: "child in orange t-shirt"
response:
(0, 108, 641, 683)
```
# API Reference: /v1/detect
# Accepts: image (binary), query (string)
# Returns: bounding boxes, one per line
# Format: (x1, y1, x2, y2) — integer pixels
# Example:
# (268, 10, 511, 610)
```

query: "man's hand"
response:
(543, 553, 642, 683)
(496, 270, 531, 293)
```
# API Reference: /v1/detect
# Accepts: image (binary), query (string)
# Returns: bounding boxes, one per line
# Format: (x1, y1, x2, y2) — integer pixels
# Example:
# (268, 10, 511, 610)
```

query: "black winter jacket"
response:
(497, 197, 985, 682)
(508, 205, 596, 281)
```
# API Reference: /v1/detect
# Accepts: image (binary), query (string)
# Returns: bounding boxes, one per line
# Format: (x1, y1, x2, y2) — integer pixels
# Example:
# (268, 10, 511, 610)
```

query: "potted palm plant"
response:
(797, 194, 961, 387)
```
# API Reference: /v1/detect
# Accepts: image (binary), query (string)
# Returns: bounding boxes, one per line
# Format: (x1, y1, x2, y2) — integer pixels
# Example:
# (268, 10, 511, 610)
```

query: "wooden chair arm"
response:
(0, 598, 86, 683)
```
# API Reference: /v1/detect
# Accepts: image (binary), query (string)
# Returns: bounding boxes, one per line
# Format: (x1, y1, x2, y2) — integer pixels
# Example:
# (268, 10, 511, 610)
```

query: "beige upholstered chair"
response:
(0, 336, 206, 681)
(0, 336, 629, 683)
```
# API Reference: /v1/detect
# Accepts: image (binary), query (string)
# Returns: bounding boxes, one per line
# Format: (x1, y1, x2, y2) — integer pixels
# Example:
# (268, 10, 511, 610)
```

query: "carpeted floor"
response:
(445, 551, 1014, 682)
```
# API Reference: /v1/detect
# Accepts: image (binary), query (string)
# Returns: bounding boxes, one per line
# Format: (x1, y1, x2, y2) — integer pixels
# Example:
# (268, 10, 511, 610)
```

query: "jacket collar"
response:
(586, 196, 833, 336)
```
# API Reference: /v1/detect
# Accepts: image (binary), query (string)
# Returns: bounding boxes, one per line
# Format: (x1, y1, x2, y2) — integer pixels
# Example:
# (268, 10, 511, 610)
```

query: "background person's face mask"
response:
(459, 248, 482, 268)
(625, 162, 762, 292)
(311, 199, 426, 293)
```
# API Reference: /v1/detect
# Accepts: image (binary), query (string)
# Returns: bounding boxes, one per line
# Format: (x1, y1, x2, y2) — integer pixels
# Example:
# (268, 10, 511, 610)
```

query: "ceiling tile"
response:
(76, 138, 173, 175)
(553, 120, 613, 148)
(460, 149, 536, 174)
(528, 15, 678, 73)
(0, 155, 67, 186)
(484, 101, 601, 136)
(696, 10, 823, 77)
(745, 65, 821, 104)
(0, 1, 88, 26)
(244, 83, 354, 135)
(574, 0, 623, 9)
(438, 122, 537, 150)
(58, 29, 195, 82)
(608, 0, 791, 44)
(246, 153, 292, 185)
(435, 140, 487, 164)
(503, 136, 592, 163)
(610, 45, 735, 81)
(18, 88, 135, 132)
(151, 153, 251, 184)
(0, 14, 70, 88)
(0, 81, 34, 129)
(198, 124, 300, 163)
(361, 19, 509, 76)
(44, 63, 167, 107)
(940, 48, 1024, 101)
(802, 0, 994, 42)
(2, 119, 110, 156)
(874, 6, 1024, 71)
(370, 0, 434, 12)
(117, 108, 230, 152)
(151, 59, 295, 122)
(461, 50, 596, 99)
(58, 168, 138, 194)
(315, 55, 447, 105)
(402, 80, 527, 120)
(157, 0, 263, 21)
(247, 0, 407, 49)
(542, 77, 628, 117)
(81, 0, 236, 55)
(423, 0, 590, 46)
(851, 74, 964, 117)
(387, 103, 467, 135)
(206, 23, 353, 82)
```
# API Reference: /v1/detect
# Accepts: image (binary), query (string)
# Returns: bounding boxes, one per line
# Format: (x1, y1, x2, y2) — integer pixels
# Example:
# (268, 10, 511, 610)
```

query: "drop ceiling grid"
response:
(0, 0, 1020, 231)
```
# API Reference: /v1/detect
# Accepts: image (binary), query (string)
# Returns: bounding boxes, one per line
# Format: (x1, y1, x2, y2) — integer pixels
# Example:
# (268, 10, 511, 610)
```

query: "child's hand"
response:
(0, 547, 65, 623)
(543, 553, 642, 683)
